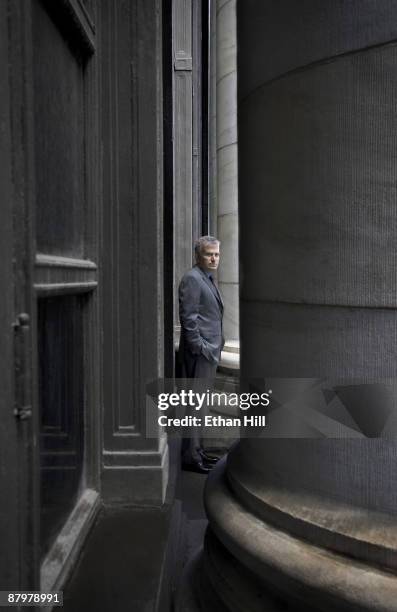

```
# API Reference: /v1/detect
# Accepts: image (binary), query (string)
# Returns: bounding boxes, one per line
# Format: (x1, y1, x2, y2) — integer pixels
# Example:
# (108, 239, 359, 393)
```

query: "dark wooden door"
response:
(1, 0, 100, 592)
(0, 0, 32, 591)
(31, 0, 100, 584)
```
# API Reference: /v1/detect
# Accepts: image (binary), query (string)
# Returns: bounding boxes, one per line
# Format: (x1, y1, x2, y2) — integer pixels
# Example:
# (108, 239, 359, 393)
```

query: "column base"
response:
(202, 458, 397, 612)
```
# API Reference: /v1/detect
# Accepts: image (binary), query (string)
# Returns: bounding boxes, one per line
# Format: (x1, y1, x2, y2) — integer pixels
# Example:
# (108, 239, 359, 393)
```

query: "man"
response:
(178, 236, 224, 473)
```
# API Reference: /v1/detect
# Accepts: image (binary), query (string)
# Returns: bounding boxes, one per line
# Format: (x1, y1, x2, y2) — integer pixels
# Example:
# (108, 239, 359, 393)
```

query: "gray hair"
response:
(194, 235, 220, 259)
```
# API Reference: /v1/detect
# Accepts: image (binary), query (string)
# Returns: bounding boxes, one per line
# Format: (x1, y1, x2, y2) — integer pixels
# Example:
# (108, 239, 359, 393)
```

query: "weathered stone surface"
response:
(240, 45, 397, 308)
(203, 460, 397, 612)
(201, 1, 397, 610)
(217, 0, 239, 342)
(238, 0, 397, 99)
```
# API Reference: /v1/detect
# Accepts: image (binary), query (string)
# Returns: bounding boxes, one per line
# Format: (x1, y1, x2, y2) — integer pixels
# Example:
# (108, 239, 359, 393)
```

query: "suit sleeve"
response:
(179, 274, 202, 355)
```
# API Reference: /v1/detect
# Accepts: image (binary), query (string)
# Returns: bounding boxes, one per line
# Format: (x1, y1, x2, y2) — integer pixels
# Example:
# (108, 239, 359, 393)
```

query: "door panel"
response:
(31, 0, 99, 576)
(2, 0, 99, 592)
(38, 295, 85, 558)
(33, 0, 85, 257)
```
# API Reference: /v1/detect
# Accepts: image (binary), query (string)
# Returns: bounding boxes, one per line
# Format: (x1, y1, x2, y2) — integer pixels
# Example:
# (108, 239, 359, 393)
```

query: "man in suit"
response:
(178, 236, 224, 473)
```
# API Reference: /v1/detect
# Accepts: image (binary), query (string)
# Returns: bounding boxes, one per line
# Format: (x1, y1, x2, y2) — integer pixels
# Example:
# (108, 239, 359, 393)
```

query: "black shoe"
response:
(198, 449, 219, 466)
(181, 459, 210, 474)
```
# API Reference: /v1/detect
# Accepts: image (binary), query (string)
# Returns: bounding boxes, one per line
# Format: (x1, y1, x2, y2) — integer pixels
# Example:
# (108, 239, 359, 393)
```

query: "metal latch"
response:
(13, 312, 32, 420)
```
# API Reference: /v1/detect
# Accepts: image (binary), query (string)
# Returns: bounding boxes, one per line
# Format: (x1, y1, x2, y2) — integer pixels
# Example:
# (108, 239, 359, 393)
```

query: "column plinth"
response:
(201, 453, 397, 611)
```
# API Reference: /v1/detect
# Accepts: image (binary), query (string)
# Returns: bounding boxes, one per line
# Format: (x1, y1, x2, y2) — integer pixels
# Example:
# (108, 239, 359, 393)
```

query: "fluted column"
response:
(216, 0, 239, 342)
(201, 1, 397, 610)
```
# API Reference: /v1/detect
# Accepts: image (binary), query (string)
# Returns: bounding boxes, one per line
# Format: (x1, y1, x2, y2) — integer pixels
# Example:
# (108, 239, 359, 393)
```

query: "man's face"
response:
(197, 243, 220, 272)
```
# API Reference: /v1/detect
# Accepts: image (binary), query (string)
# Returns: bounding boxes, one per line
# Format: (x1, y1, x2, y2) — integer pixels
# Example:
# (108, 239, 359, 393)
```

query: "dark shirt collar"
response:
(197, 265, 212, 279)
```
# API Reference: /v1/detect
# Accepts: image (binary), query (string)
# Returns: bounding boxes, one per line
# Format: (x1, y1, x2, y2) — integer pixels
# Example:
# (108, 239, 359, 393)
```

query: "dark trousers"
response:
(180, 351, 219, 463)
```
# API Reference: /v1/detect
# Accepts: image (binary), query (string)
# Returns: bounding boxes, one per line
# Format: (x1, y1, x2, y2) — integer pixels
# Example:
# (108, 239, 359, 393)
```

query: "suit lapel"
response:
(210, 276, 224, 310)
(196, 266, 224, 310)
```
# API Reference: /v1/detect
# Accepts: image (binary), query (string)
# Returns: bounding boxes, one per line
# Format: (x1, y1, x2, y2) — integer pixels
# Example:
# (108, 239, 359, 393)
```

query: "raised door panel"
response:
(31, 0, 99, 574)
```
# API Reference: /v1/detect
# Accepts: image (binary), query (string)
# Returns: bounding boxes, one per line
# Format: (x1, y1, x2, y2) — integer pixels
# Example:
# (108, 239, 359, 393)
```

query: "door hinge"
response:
(13, 312, 32, 420)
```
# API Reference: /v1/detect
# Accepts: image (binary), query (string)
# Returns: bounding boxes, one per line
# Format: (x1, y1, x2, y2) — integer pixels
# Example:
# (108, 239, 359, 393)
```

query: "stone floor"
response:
(62, 442, 210, 612)
(178, 470, 208, 572)
(62, 504, 172, 612)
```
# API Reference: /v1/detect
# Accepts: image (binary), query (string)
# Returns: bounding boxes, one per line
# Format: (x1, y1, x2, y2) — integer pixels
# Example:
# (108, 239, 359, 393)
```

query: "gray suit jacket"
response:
(178, 265, 224, 366)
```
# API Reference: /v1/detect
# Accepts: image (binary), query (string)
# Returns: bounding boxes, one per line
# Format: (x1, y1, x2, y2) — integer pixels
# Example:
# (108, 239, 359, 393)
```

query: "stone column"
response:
(201, 1, 397, 610)
(101, 0, 168, 506)
(208, 0, 217, 236)
(216, 0, 239, 343)
(173, 0, 193, 323)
